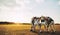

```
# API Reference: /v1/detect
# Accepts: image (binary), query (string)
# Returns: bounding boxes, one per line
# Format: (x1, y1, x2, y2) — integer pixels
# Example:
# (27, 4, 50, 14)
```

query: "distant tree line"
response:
(0, 22, 14, 24)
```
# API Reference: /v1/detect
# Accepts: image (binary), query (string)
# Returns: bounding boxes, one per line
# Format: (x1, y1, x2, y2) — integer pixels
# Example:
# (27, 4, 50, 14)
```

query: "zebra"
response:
(30, 17, 40, 32)
(30, 16, 56, 33)
(39, 16, 47, 32)
(39, 16, 56, 33)
(45, 17, 56, 32)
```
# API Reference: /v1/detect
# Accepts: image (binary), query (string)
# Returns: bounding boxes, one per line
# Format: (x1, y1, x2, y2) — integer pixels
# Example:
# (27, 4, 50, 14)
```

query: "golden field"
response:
(0, 23, 60, 35)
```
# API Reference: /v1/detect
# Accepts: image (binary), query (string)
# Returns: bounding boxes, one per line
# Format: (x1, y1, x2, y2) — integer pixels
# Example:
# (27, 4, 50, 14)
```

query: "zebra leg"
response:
(51, 23, 56, 32)
(30, 25, 34, 31)
(31, 24, 36, 32)
(48, 24, 52, 32)
(44, 24, 48, 32)
(44, 21, 49, 32)
(45, 22, 50, 32)
(47, 24, 50, 32)
(31, 25, 33, 31)
(38, 24, 42, 33)
(50, 21, 56, 32)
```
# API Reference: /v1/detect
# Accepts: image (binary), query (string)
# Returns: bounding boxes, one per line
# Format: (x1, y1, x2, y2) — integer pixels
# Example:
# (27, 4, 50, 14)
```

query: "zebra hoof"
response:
(39, 31, 43, 33)
(30, 29, 33, 31)
(51, 30, 56, 33)
(51, 30, 56, 34)
(30, 30, 36, 32)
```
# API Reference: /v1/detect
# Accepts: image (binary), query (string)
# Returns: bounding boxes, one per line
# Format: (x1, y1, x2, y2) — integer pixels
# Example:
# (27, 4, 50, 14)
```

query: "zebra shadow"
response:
(38, 31, 60, 35)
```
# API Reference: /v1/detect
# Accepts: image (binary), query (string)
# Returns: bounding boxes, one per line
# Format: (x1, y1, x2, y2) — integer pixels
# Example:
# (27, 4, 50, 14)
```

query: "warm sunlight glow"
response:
(0, 0, 60, 23)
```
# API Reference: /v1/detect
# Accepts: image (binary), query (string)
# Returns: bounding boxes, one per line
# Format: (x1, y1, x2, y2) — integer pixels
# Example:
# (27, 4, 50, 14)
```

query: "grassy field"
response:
(0, 23, 60, 35)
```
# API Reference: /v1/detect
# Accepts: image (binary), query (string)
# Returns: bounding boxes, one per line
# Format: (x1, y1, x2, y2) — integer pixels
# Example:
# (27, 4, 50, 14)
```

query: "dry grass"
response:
(0, 23, 60, 35)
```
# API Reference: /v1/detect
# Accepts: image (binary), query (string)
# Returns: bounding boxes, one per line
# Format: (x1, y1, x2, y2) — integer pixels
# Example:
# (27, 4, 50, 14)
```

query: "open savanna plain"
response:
(0, 23, 60, 35)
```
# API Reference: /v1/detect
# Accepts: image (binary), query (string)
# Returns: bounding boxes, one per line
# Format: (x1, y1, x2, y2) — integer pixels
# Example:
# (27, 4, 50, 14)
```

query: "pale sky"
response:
(0, 0, 60, 23)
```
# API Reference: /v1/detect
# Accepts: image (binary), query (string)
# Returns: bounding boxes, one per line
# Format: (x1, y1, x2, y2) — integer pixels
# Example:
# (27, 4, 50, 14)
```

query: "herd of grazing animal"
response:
(30, 16, 56, 33)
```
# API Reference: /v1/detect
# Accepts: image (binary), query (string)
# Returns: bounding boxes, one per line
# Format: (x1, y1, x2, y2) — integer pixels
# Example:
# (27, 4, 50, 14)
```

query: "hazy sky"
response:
(0, 0, 60, 23)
